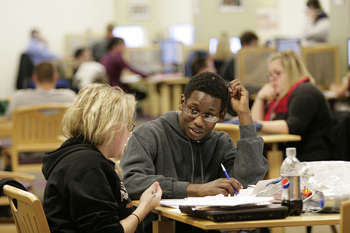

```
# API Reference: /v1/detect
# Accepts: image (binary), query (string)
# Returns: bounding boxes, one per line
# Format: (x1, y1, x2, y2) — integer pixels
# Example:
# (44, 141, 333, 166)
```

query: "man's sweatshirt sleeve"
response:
(120, 126, 189, 199)
(225, 124, 268, 187)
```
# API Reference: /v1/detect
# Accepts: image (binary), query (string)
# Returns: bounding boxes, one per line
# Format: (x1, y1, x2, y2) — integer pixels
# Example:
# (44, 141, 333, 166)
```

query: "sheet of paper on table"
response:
(160, 188, 273, 209)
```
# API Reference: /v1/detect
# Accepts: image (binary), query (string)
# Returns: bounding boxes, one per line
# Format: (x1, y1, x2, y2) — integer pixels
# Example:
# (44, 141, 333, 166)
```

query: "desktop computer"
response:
(209, 37, 241, 54)
(230, 36, 241, 54)
(276, 38, 301, 54)
(159, 39, 183, 73)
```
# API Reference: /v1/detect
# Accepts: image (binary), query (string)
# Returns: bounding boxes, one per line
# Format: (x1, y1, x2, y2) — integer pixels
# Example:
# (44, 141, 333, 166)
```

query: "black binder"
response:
(179, 204, 288, 222)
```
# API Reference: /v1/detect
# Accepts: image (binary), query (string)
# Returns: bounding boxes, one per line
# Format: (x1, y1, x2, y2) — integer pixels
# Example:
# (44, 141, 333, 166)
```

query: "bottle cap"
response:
(286, 147, 296, 157)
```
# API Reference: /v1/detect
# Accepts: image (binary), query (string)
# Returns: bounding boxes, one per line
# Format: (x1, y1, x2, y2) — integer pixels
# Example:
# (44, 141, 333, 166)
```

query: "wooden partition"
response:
(236, 47, 276, 88)
(301, 44, 340, 89)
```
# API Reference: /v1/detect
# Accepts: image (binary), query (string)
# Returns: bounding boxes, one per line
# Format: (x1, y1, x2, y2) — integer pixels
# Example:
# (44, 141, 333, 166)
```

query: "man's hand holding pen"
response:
(186, 178, 242, 197)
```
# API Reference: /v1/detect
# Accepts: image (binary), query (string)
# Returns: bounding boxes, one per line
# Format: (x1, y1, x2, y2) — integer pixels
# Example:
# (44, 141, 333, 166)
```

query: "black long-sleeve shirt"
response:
(42, 138, 133, 233)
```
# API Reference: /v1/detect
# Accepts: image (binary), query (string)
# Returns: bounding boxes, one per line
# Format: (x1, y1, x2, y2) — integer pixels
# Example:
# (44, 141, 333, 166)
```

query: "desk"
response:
(123, 74, 188, 117)
(261, 134, 301, 180)
(132, 202, 339, 233)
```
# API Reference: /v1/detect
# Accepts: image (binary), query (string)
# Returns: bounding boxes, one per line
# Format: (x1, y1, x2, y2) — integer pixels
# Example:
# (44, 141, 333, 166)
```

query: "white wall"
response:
(0, 0, 116, 98)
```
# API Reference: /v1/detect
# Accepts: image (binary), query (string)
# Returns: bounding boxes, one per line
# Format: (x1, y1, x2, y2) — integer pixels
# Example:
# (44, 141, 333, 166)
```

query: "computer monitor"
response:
(112, 26, 146, 48)
(347, 38, 350, 70)
(230, 37, 241, 53)
(209, 37, 241, 55)
(209, 38, 218, 55)
(159, 39, 183, 66)
(169, 24, 194, 46)
(276, 38, 301, 54)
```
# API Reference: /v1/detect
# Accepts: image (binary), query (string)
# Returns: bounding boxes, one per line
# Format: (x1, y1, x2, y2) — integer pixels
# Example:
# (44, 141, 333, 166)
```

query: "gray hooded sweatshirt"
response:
(121, 111, 268, 199)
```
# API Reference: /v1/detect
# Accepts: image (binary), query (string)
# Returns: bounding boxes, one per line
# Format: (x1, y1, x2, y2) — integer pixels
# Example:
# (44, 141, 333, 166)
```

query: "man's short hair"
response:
(191, 57, 208, 76)
(74, 47, 85, 59)
(31, 29, 39, 38)
(307, 0, 321, 9)
(240, 31, 258, 47)
(34, 62, 56, 83)
(184, 72, 229, 112)
(106, 37, 125, 51)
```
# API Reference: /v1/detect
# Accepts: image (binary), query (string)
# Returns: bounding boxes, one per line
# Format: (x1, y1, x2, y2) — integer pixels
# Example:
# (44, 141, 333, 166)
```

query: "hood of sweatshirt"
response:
(159, 111, 213, 144)
(42, 137, 100, 180)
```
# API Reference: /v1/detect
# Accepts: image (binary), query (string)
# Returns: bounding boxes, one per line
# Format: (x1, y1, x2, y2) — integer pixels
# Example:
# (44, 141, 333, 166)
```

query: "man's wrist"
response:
(238, 112, 253, 125)
(186, 184, 201, 197)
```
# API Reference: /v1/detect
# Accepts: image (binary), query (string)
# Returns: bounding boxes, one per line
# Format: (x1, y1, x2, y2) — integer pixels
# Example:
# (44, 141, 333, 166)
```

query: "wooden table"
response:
(133, 202, 339, 233)
(123, 74, 188, 117)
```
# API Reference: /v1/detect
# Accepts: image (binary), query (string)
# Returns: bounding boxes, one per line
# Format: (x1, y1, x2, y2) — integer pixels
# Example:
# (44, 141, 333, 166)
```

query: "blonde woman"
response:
(251, 51, 333, 161)
(42, 84, 162, 233)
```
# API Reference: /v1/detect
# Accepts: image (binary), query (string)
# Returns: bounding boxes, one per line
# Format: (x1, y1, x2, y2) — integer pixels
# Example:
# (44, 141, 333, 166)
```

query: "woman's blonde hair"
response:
(62, 84, 136, 146)
(268, 51, 315, 98)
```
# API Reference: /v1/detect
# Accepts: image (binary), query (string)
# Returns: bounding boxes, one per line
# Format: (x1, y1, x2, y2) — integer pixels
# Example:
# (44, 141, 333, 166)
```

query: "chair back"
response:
(301, 44, 340, 89)
(3, 185, 50, 233)
(214, 123, 240, 145)
(340, 200, 350, 233)
(12, 104, 68, 146)
(236, 47, 276, 88)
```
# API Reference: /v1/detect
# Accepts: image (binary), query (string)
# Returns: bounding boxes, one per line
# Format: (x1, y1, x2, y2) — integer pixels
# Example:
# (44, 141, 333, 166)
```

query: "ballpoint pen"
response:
(220, 163, 238, 195)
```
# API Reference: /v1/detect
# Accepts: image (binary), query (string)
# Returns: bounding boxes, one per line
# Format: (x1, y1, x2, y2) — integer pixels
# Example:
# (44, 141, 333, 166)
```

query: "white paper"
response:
(160, 190, 273, 209)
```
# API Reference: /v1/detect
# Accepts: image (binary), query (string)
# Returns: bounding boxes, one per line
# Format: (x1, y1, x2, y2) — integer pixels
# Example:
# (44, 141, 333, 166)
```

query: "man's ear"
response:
(179, 94, 185, 111)
(218, 109, 226, 123)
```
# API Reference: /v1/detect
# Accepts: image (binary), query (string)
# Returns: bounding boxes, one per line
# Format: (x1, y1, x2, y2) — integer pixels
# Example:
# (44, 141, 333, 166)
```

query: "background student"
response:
(251, 51, 333, 161)
(42, 84, 162, 233)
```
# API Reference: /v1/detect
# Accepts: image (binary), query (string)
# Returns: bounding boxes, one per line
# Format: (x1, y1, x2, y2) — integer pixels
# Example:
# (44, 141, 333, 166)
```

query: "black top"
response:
(42, 137, 132, 233)
(273, 82, 333, 161)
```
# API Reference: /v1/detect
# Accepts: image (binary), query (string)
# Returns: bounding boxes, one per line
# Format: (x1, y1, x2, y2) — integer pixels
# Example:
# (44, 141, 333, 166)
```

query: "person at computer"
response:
(220, 30, 259, 82)
(42, 84, 162, 233)
(251, 51, 333, 162)
(303, 0, 329, 44)
(26, 29, 60, 65)
(191, 53, 216, 76)
(92, 23, 115, 62)
(72, 47, 107, 91)
(101, 37, 148, 100)
(213, 32, 232, 72)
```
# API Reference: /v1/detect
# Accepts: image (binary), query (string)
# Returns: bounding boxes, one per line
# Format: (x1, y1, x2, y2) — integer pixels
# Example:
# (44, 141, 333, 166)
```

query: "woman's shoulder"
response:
(293, 82, 323, 96)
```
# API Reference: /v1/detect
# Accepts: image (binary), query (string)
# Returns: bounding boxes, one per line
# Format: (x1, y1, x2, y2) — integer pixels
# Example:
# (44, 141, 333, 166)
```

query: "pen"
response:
(220, 163, 238, 195)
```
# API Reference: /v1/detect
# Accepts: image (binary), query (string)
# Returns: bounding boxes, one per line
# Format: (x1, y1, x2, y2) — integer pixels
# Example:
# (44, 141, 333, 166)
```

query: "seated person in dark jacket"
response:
(251, 51, 333, 161)
(220, 30, 259, 82)
(42, 84, 162, 233)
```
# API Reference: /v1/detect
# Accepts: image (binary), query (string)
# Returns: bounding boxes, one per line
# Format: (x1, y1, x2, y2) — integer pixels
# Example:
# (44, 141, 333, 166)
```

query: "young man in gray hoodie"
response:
(121, 71, 268, 202)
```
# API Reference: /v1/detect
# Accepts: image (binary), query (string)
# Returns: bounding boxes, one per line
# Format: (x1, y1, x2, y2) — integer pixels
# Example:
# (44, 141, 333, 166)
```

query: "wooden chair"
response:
(301, 44, 340, 90)
(236, 47, 276, 88)
(3, 184, 50, 233)
(0, 171, 35, 223)
(214, 123, 240, 145)
(340, 200, 350, 233)
(4, 104, 68, 172)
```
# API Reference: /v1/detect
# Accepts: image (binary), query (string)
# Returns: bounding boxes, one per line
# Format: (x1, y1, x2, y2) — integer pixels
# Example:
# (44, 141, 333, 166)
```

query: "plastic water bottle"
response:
(280, 147, 303, 215)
